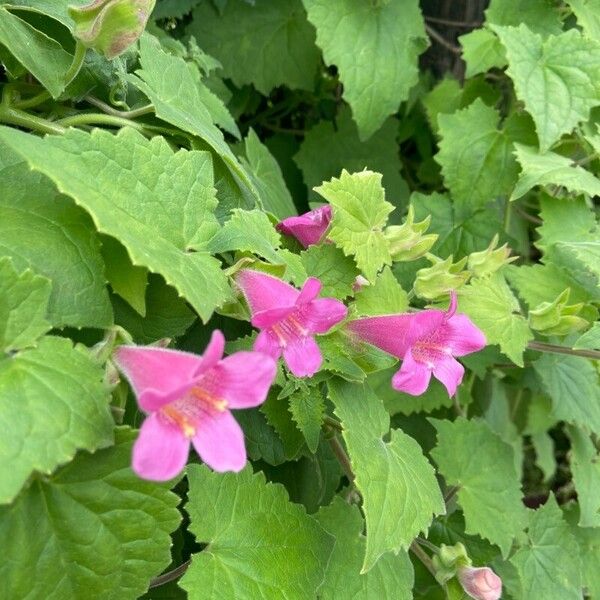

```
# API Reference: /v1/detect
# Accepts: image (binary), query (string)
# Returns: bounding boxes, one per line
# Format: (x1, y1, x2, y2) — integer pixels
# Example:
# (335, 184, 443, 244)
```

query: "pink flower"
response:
(113, 331, 277, 481)
(276, 204, 332, 247)
(347, 292, 485, 396)
(457, 566, 502, 600)
(236, 269, 347, 377)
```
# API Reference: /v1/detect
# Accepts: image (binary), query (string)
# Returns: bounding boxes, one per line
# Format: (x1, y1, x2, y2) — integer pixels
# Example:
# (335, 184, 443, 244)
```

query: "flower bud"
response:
(432, 542, 471, 584)
(69, 0, 156, 59)
(457, 566, 502, 600)
(529, 288, 589, 336)
(384, 206, 438, 262)
(467, 234, 517, 278)
(276, 205, 332, 248)
(414, 255, 470, 300)
(352, 275, 370, 292)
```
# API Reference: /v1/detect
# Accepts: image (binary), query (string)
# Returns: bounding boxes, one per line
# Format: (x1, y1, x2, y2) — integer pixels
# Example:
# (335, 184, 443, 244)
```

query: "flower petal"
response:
(283, 335, 322, 377)
(236, 269, 299, 314)
(132, 413, 190, 481)
(211, 351, 277, 409)
(301, 298, 348, 333)
(276, 205, 332, 247)
(201, 329, 226, 370)
(297, 277, 322, 305)
(432, 355, 465, 397)
(253, 329, 282, 360)
(441, 314, 487, 357)
(252, 306, 295, 328)
(114, 345, 204, 412)
(347, 310, 445, 359)
(192, 410, 247, 472)
(392, 350, 432, 395)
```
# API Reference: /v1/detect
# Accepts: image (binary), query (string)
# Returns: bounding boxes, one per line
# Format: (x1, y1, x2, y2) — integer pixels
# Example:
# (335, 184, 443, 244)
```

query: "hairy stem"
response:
(64, 41, 87, 86)
(410, 542, 437, 578)
(327, 433, 355, 482)
(323, 415, 343, 431)
(527, 341, 600, 360)
(149, 559, 191, 589)
(84, 96, 154, 119)
(13, 90, 51, 110)
(56, 113, 146, 131)
(0, 104, 66, 135)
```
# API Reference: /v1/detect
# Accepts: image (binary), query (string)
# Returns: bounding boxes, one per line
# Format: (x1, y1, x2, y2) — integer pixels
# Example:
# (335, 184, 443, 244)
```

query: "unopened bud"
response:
(432, 542, 471, 584)
(468, 234, 517, 278)
(69, 0, 155, 59)
(414, 254, 470, 300)
(457, 566, 502, 600)
(529, 288, 589, 336)
(352, 275, 370, 292)
(385, 206, 438, 262)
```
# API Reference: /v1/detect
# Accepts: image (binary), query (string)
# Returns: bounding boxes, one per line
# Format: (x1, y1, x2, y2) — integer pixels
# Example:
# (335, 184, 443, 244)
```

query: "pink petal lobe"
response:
(301, 298, 348, 333)
(348, 311, 444, 359)
(132, 413, 190, 481)
(201, 330, 226, 370)
(236, 269, 299, 313)
(392, 350, 432, 395)
(114, 345, 204, 412)
(253, 329, 282, 360)
(212, 351, 277, 408)
(441, 314, 487, 357)
(432, 355, 465, 397)
(297, 277, 322, 304)
(283, 336, 322, 377)
(192, 410, 247, 472)
(252, 306, 295, 328)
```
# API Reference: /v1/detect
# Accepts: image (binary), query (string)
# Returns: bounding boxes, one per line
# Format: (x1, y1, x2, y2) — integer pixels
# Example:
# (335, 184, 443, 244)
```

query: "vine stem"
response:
(410, 542, 437, 578)
(64, 41, 87, 86)
(56, 113, 146, 131)
(323, 415, 343, 431)
(84, 96, 154, 119)
(327, 434, 355, 482)
(0, 104, 66, 135)
(425, 24, 462, 54)
(149, 559, 191, 589)
(527, 341, 600, 360)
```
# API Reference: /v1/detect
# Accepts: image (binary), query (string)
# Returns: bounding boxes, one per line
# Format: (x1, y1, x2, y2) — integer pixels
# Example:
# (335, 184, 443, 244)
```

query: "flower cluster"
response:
(114, 205, 486, 481)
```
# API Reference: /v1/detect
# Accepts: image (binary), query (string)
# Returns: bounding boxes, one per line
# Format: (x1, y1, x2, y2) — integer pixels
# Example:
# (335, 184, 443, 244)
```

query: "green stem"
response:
(149, 560, 191, 589)
(503, 198, 512, 234)
(323, 415, 343, 431)
(410, 542, 437, 578)
(0, 104, 66, 135)
(84, 96, 154, 119)
(56, 113, 146, 131)
(527, 341, 600, 361)
(64, 41, 87, 86)
(417, 537, 440, 553)
(13, 90, 51, 110)
(327, 434, 355, 482)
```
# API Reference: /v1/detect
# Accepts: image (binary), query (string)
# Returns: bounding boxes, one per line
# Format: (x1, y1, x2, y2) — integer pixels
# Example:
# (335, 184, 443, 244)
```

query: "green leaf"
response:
(430, 417, 527, 556)
(459, 29, 506, 78)
(261, 390, 305, 460)
(295, 107, 408, 205)
(328, 379, 445, 572)
(130, 34, 255, 202)
(287, 384, 324, 453)
(511, 143, 600, 200)
(101, 236, 148, 317)
(153, 0, 201, 19)
(300, 244, 359, 300)
(0, 428, 181, 599)
(236, 408, 288, 466)
(3, 0, 90, 30)
(188, 0, 320, 94)
(353, 266, 408, 316)
(0, 154, 113, 329)
(0, 257, 51, 353)
(0, 126, 230, 323)
(436, 100, 527, 210)
(0, 336, 114, 504)
(421, 77, 463, 133)
(242, 128, 296, 219)
(303, 0, 427, 139)
(315, 497, 414, 599)
(485, 0, 563, 35)
(566, 426, 600, 527)
(567, 0, 600, 41)
(180, 465, 334, 599)
(574, 322, 600, 349)
(0, 7, 71, 98)
(493, 25, 600, 151)
(113, 274, 196, 344)
(458, 272, 533, 366)
(533, 352, 600, 434)
(315, 170, 394, 282)
(510, 495, 582, 600)
(409, 191, 502, 258)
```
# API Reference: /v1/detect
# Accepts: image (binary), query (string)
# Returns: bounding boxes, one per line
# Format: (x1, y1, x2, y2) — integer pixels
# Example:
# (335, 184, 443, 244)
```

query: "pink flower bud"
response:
(458, 566, 502, 600)
(276, 205, 332, 248)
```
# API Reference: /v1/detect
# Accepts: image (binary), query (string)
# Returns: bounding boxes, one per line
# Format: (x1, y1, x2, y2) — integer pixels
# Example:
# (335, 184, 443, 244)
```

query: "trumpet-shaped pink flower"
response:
(276, 204, 332, 247)
(347, 292, 485, 396)
(236, 269, 347, 377)
(458, 566, 502, 600)
(113, 330, 277, 481)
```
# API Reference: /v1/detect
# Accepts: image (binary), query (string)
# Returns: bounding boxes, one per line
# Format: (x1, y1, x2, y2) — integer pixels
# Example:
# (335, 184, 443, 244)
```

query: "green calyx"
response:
(529, 288, 591, 336)
(385, 206, 438, 262)
(432, 542, 472, 585)
(414, 254, 470, 300)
